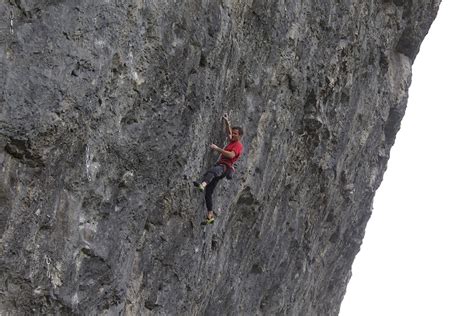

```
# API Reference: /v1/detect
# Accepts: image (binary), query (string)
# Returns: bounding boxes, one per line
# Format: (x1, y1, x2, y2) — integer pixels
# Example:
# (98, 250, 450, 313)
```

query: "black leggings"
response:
(202, 164, 226, 211)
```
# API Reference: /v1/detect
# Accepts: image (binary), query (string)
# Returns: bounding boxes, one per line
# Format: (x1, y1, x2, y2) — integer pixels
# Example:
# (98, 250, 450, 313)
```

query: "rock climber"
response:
(193, 113, 244, 225)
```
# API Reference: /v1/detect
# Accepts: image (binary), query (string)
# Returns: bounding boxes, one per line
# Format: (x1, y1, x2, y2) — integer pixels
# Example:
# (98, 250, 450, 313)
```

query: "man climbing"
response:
(193, 113, 244, 225)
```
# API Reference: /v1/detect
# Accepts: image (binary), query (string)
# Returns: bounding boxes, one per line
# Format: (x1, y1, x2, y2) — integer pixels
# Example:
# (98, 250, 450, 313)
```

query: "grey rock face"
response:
(0, 0, 440, 315)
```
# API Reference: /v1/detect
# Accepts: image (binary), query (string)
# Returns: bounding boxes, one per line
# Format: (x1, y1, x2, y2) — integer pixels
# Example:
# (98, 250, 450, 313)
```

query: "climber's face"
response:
(231, 129, 241, 141)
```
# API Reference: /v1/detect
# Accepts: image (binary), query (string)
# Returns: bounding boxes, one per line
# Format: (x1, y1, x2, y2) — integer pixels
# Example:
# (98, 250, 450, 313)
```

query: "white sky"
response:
(340, 2, 474, 316)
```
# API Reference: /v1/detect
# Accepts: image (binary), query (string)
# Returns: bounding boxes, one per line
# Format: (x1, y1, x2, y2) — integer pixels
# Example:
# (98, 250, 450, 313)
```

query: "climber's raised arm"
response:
(223, 113, 232, 140)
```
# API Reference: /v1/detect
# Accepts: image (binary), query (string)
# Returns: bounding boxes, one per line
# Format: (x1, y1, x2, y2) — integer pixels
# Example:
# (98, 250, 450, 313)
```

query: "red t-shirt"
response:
(218, 140, 243, 169)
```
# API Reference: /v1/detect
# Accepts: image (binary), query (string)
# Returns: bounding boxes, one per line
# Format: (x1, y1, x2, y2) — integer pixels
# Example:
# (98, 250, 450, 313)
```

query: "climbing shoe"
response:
(200, 217, 215, 225)
(193, 181, 205, 192)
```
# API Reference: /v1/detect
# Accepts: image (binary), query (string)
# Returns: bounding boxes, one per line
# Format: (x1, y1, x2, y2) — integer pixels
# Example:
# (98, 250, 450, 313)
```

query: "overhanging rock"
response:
(0, 1, 440, 315)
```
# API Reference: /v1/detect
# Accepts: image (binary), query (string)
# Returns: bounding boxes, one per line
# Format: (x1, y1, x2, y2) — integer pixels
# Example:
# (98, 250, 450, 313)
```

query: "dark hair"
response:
(232, 126, 244, 136)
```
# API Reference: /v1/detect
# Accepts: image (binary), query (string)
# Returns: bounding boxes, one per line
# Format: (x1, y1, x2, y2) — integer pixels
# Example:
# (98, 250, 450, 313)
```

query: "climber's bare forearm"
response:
(220, 149, 235, 159)
(210, 144, 235, 158)
(224, 119, 232, 139)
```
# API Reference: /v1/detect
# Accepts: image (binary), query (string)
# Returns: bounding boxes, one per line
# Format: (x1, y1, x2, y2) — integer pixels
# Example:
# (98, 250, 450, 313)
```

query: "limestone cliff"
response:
(0, 0, 440, 315)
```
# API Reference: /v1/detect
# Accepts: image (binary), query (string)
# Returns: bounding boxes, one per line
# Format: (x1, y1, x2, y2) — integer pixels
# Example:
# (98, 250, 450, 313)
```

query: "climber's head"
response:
(231, 127, 243, 142)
